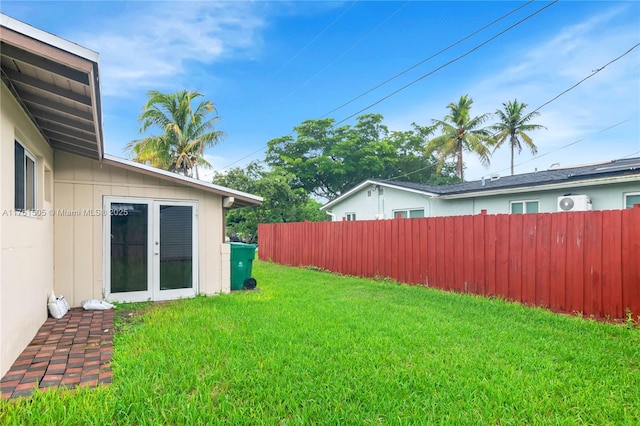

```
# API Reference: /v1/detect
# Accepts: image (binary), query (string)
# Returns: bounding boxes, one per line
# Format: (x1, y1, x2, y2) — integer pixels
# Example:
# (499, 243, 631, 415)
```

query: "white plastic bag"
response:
(81, 299, 115, 310)
(47, 290, 69, 319)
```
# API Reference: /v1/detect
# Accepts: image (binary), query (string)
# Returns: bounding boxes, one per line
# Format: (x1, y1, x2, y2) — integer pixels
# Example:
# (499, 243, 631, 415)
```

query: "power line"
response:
(334, 0, 559, 126)
(272, 0, 412, 110)
(386, 118, 633, 182)
(321, 0, 534, 118)
(621, 150, 640, 159)
(474, 42, 640, 177)
(220, 3, 412, 170)
(218, 1, 544, 171)
(527, 42, 640, 116)
(272, 1, 359, 77)
(384, 40, 640, 182)
(482, 119, 632, 178)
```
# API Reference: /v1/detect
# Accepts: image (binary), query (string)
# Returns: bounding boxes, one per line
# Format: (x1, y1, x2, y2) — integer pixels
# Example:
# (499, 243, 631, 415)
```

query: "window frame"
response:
(510, 199, 539, 214)
(624, 192, 640, 209)
(392, 208, 425, 219)
(345, 212, 356, 221)
(15, 140, 37, 213)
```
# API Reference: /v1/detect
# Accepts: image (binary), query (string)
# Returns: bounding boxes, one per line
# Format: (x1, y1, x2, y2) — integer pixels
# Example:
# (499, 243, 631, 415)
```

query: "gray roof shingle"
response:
(375, 157, 640, 196)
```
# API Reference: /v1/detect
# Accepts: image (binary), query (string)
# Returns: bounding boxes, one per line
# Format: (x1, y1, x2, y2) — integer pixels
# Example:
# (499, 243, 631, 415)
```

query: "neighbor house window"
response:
(15, 141, 37, 211)
(393, 209, 424, 219)
(345, 213, 356, 221)
(510, 200, 539, 214)
(625, 193, 640, 209)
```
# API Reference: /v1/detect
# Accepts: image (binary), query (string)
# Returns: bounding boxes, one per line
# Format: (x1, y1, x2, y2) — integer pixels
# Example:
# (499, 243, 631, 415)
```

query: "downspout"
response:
(325, 210, 336, 221)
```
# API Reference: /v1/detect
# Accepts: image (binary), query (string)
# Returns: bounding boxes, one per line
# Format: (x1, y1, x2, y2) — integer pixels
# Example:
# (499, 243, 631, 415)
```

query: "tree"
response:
(266, 113, 457, 199)
(211, 162, 327, 242)
(490, 99, 546, 175)
(126, 90, 224, 178)
(425, 95, 492, 181)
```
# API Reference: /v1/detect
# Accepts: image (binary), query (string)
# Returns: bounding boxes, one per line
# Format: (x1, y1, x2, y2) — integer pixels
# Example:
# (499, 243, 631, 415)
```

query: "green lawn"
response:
(2, 261, 639, 425)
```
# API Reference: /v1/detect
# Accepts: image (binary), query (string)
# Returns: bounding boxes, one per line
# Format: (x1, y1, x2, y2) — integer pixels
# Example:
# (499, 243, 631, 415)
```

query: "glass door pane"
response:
(110, 203, 149, 293)
(159, 205, 193, 290)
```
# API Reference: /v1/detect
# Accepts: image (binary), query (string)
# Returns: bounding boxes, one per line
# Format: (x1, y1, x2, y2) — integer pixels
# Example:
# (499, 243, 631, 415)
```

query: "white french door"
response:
(104, 197, 198, 303)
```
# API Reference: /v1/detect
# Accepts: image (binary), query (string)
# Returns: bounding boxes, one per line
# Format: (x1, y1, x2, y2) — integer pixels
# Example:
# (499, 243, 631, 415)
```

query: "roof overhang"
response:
(2, 14, 262, 208)
(1, 13, 103, 160)
(102, 155, 262, 208)
(438, 174, 640, 199)
(321, 179, 438, 210)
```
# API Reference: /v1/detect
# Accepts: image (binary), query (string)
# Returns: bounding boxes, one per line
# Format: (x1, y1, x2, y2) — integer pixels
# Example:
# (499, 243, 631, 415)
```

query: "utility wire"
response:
(386, 118, 633, 182)
(218, 1, 545, 171)
(272, 1, 359, 77)
(272, 0, 412, 110)
(384, 41, 640, 181)
(334, 0, 559, 126)
(321, 0, 534, 118)
(475, 42, 640, 178)
(527, 42, 640, 116)
(482, 119, 632, 178)
(621, 150, 640, 159)
(228, 2, 412, 170)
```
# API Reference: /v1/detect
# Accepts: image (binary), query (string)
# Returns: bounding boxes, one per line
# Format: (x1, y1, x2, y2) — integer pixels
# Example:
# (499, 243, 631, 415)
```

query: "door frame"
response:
(103, 196, 199, 303)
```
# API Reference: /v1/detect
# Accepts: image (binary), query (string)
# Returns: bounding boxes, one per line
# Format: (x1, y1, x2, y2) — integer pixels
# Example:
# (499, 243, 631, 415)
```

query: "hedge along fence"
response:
(258, 206, 640, 321)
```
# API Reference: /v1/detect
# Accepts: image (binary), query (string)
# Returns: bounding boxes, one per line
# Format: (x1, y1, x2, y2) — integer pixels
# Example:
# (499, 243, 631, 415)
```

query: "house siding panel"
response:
(53, 151, 229, 307)
(1, 83, 55, 377)
(327, 179, 640, 221)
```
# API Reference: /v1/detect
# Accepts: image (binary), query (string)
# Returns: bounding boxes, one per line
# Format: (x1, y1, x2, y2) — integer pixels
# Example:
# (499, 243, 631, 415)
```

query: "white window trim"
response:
(510, 199, 539, 214)
(15, 140, 38, 215)
(345, 212, 356, 221)
(624, 192, 640, 209)
(392, 208, 425, 219)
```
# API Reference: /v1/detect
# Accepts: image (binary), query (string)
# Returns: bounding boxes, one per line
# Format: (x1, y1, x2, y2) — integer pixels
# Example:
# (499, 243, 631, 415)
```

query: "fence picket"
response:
(257, 209, 638, 320)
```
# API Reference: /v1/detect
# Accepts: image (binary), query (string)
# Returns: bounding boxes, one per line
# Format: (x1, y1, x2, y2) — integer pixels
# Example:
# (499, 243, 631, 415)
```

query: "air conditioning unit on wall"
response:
(557, 194, 593, 212)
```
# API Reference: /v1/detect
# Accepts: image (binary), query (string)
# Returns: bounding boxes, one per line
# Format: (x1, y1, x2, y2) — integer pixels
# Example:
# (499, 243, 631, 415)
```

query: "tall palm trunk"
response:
(457, 139, 464, 181)
(510, 134, 517, 176)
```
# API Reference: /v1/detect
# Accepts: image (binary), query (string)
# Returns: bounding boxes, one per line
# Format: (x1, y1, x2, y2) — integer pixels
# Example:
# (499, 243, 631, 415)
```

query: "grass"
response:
(2, 261, 639, 424)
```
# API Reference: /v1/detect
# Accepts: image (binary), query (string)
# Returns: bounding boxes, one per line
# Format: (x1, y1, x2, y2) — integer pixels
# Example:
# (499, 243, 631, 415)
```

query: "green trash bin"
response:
(230, 243, 258, 290)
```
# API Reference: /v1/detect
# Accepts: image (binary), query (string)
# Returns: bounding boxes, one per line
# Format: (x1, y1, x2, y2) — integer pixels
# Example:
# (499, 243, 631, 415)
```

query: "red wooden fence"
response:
(258, 207, 640, 321)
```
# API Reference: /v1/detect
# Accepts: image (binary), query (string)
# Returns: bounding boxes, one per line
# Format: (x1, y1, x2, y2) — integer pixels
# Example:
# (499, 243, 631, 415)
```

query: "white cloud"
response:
(386, 4, 640, 181)
(70, 2, 265, 96)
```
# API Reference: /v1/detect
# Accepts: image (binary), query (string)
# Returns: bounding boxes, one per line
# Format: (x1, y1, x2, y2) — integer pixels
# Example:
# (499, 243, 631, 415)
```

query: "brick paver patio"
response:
(1, 308, 113, 399)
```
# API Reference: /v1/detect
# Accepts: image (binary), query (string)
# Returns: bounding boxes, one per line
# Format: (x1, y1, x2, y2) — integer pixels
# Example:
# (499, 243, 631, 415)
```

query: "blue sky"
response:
(3, 1, 639, 182)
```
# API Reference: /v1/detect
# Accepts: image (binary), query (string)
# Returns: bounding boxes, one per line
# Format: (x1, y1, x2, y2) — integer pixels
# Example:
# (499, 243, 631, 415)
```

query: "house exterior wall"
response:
(330, 186, 432, 221)
(53, 151, 230, 307)
(1, 83, 56, 377)
(433, 181, 640, 215)
(327, 179, 640, 221)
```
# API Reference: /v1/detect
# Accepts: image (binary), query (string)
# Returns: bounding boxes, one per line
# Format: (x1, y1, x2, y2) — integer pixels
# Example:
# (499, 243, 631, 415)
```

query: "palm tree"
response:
(126, 90, 225, 178)
(426, 95, 492, 181)
(490, 99, 546, 175)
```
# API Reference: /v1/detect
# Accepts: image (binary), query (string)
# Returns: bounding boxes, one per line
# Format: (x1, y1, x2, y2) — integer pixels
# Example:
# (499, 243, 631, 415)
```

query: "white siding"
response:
(1, 83, 55, 377)
(53, 151, 230, 306)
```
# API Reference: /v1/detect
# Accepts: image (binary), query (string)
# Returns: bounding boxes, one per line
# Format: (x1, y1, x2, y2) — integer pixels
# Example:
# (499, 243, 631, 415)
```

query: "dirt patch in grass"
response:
(113, 303, 153, 334)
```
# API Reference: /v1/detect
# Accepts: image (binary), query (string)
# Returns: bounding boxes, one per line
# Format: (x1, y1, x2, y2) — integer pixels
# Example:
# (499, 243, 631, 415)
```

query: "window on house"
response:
(15, 141, 37, 211)
(625, 193, 640, 209)
(393, 209, 424, 219)
(345, 213, 356, 221)
(510, 200, 539, 214)
(378, 187, 384, 195)
(367, 190, 372, 197)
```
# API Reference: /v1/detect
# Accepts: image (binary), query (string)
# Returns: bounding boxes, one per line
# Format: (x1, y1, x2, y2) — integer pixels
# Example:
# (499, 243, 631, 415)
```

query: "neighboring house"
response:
(0, 14, 262, 377)
(322, 158, 640, 221)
